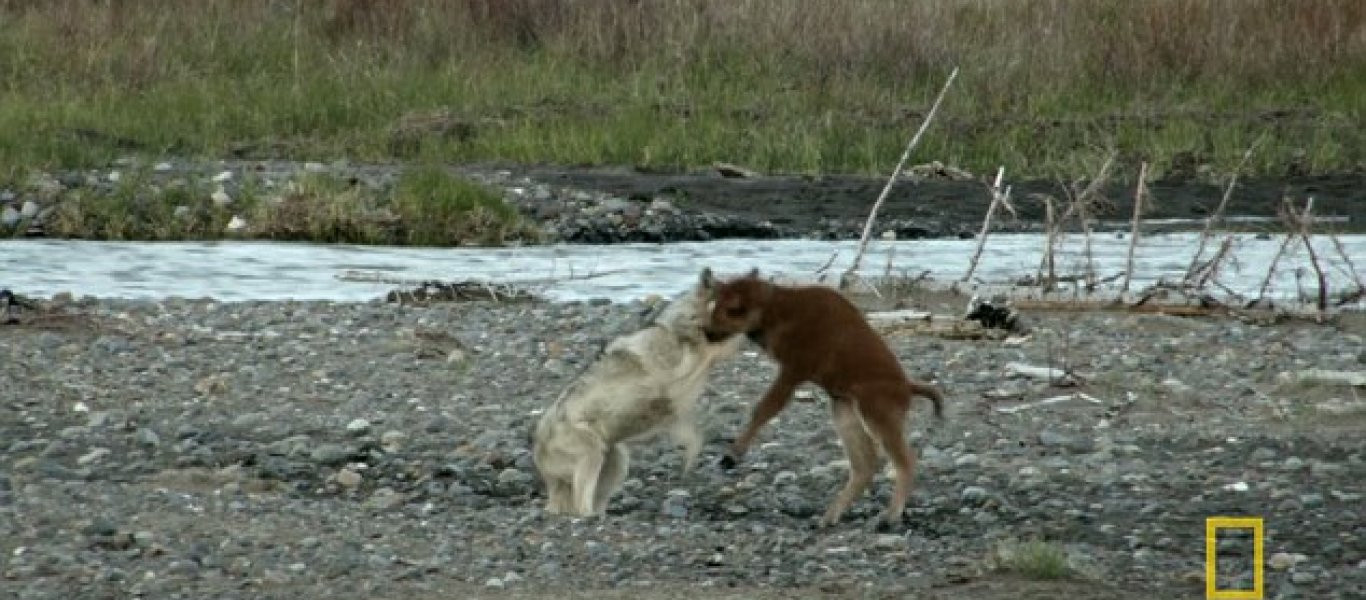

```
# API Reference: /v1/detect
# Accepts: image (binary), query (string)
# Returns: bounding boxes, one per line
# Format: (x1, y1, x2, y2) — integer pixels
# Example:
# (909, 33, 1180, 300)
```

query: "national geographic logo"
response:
(1205, 516, 1264, 599)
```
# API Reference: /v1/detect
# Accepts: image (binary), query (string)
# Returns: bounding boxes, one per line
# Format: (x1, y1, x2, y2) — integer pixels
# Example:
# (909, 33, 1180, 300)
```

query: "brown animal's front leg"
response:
(720, 369, 799, 469)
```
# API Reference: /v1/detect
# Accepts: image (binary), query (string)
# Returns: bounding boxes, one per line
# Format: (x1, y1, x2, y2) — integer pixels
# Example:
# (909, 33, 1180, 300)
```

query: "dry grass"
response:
(1, 0, 1362, 178)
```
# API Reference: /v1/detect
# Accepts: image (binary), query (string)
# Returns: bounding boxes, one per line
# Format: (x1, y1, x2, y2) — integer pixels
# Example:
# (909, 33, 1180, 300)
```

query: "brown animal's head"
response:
(702, 267, 770, 342)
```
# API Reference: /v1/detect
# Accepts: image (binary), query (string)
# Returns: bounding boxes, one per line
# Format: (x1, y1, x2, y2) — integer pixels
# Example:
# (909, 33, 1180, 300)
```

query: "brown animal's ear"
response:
(747, 267, 760, 279)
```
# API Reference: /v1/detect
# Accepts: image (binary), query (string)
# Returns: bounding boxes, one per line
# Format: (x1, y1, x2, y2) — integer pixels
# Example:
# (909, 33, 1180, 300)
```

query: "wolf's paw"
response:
(717, 453, 740, 471)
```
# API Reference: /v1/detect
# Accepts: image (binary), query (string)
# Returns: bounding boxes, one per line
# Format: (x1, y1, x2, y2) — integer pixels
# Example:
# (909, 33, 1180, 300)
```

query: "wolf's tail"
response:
(909, 380, 946, 421)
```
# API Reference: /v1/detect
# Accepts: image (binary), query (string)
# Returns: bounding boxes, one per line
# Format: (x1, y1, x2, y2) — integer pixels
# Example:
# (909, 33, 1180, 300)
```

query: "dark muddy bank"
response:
(499, 163, 1366, 240)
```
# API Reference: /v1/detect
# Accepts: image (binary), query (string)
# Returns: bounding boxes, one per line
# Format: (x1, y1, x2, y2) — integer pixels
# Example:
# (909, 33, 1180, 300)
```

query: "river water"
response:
(3, 233, 1363, 304)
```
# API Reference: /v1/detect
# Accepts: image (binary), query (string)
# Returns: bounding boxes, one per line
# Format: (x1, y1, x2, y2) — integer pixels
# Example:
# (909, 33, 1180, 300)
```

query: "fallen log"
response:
(867, 310, 1010, 341)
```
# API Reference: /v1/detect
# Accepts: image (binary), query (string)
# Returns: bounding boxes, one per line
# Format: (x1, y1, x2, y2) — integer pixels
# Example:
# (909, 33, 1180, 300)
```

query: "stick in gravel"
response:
(1120, 162, 1148, 295)
(1183, 136, 1264, 284)
(962, 167, 1010, 283)
(842, 66, 959, 290)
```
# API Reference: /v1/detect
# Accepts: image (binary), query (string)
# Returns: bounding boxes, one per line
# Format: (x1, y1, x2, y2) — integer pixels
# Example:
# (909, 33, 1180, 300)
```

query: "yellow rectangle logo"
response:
(1205, 516, 1264, 599)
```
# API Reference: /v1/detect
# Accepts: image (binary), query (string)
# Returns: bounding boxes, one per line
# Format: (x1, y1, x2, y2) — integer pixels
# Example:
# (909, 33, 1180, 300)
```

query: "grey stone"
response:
(93, 336, 132, 354)
(1, 205, 19, 227)
(134, 428, 161, 448)
(954, 453, 980, 467)
(960, 486, 989, 504)
(310, 444, 353, 466)
(497, 468, 532, 485)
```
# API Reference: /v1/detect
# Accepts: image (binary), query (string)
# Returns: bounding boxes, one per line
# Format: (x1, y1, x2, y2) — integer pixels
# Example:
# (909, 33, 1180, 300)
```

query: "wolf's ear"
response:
(747, 267, 760, 279)
(699, 266, 716, 290)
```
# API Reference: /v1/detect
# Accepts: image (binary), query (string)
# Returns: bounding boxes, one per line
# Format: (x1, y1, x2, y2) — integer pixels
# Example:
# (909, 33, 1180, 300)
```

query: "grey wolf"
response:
(702, 268, 945, 528)
(532, 268, 741, 517)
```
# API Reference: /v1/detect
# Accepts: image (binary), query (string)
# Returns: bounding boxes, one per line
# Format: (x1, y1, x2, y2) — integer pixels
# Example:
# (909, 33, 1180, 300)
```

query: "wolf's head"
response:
(701, 267, 770, 341)
(651, 267, 736, 345)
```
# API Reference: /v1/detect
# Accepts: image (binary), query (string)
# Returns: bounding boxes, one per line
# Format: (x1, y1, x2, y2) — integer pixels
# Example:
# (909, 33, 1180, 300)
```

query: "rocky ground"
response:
(2, 290, 1364, 599)
(3, 158, 1364, 244)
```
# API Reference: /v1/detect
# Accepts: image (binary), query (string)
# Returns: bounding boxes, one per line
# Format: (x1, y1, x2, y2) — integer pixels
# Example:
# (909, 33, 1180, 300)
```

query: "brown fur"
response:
(703, 268, 944, 528)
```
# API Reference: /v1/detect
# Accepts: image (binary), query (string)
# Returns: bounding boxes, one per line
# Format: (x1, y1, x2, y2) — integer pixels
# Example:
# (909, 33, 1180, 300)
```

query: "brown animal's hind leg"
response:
(819, 399, 880, 527)
(861, 395, 916, 527)
(723, 369, 800, 468)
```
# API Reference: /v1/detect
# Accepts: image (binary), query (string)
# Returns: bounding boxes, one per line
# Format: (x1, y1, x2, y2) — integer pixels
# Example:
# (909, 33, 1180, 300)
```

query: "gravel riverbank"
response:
(2, 293, 1363, 599)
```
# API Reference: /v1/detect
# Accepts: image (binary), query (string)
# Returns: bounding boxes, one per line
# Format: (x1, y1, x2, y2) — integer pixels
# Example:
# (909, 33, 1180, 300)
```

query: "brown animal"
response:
(702, 269, 944, 528)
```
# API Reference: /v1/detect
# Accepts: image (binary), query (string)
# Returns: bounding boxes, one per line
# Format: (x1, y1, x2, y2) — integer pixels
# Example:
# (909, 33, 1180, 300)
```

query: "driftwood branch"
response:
(1292, 197, 1329, 311)
(1073, 155, 1114, 289)
(1327, 233, 1366, 303)
(1193, 235, 1236, 289)
(962, 167, 1009, 282)
(1256, 199, 1304, 302)
(1183, 137, 1263, 283)
(1036, 195, 1060, 290)
(843, 66, 959, 287)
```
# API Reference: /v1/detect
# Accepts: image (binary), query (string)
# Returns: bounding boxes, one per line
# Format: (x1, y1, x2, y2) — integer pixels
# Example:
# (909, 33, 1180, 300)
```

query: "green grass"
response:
(391, 165, 532, 246)
(0, 0, 1362, 181)
(35, 164, 533, 246)
(996, 540, 1073, 580)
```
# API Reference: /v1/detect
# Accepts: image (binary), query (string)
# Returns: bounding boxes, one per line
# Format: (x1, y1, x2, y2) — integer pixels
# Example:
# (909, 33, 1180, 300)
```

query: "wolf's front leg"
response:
(672, 419, 703, 475)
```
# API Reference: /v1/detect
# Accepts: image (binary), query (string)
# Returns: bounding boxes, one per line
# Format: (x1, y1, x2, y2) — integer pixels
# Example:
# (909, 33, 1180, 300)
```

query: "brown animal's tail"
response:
(910, 380, 946, 421)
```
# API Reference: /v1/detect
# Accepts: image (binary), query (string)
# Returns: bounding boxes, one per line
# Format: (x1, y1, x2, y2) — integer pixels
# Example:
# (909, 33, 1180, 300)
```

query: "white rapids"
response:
(2, 232, 1363, 304)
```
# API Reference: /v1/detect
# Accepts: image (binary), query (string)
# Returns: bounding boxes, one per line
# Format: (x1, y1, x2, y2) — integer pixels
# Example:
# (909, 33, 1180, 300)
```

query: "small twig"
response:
(1120, 162, 1148, 295)
(815, 250, 841, 277)
(844, 66, 959, 287)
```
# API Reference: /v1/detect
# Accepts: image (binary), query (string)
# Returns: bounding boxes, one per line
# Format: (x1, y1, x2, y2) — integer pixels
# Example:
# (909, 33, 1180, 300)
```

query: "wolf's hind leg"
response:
(592, 444, 630, 515)
(570, 425, 609, 516)
(545, 478, 573, 514)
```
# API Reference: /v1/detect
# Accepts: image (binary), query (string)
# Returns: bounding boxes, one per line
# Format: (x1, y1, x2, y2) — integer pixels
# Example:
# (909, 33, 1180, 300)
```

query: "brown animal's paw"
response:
(871, 511, 906, 533)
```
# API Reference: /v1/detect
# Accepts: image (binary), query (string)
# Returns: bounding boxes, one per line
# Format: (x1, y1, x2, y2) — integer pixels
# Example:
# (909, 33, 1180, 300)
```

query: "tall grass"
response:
(1, 0, 1362, 179)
